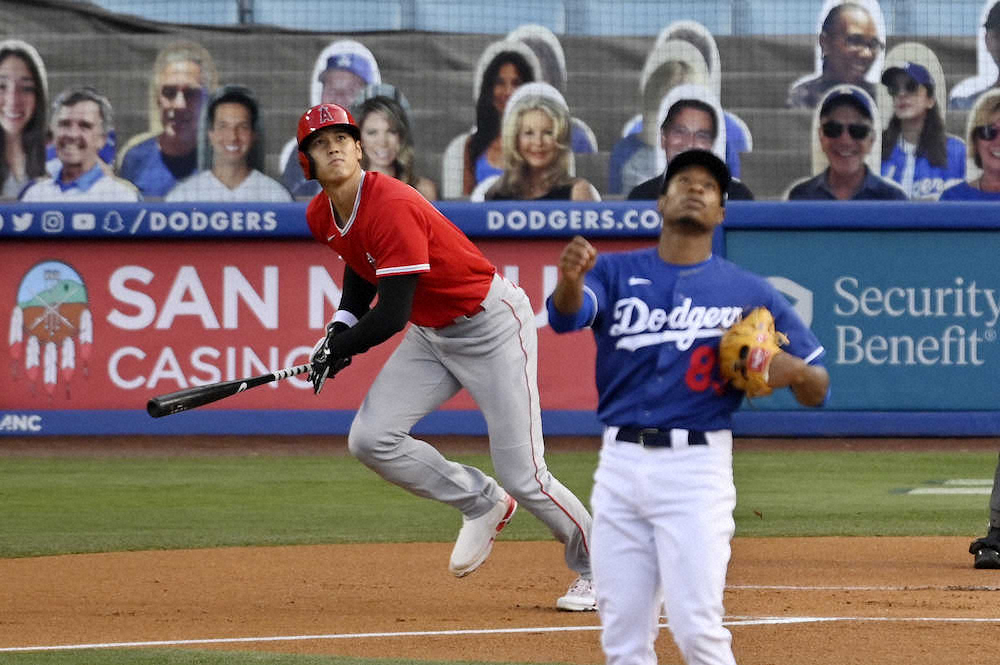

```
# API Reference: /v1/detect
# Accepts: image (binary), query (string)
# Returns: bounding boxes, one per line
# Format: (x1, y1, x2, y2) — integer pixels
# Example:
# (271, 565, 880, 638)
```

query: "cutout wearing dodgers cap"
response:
(819, 83, 875, 119)
(880, 61, 934, 89)
(308, 40, 381, 108)
(320, 52, 375, 85)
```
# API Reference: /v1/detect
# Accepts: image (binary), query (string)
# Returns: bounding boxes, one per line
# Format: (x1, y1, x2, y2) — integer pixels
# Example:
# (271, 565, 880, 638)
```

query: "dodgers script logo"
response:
(610, 297, 742, 351)
(9, 261, 93, 400)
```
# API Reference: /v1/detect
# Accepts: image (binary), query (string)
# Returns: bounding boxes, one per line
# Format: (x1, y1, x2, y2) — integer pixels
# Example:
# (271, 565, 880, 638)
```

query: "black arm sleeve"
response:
(337, 264, 378, 320)
(324, 273, 418, 360)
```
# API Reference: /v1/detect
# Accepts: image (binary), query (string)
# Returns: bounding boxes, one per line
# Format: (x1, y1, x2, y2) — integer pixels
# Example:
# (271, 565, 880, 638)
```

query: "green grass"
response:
(0, 449, 993, 558)
(732, 450, 994, 537)
(0, 448, 994, 665)
(0, 452, 594, 558)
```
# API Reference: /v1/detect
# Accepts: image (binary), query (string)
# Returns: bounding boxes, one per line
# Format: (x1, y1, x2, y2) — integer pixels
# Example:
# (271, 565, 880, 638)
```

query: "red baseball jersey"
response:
(306, 172, 495, 328)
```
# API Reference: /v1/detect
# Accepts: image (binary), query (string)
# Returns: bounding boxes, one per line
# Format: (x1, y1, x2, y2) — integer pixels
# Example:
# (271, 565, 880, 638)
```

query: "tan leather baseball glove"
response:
(718, 307, 789, 397)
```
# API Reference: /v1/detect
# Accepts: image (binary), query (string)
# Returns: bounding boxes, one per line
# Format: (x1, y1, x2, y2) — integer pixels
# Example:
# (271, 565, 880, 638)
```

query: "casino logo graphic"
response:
(8, 261, 92, 399)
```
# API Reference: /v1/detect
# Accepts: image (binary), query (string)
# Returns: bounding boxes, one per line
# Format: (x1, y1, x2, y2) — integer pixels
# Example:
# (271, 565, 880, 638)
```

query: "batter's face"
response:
(53, 100, 105, 175)
(492, 63, 523, 113)
(320, 69, 366, 108)
(0, 54, 37, 138)
(820, 7, 880, 84)
(658, 164, 724, 233)
(208, 102, 254, 168)
(360, 110, 400, 172)
(819, 104, 873, 178)
(158, 60, 205, 147)
(307, 127, 362, 184)
(517, 108, 558, 170)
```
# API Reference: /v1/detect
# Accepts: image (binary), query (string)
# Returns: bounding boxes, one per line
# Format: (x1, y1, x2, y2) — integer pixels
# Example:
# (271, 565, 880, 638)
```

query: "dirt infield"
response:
(1, 538, 996, 664)
(2, 435, 998, 664)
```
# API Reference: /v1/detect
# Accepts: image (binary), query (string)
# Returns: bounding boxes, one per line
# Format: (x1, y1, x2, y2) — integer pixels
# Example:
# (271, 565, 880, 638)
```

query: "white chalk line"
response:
(729, 583, 1000, 591)
(5, 614, 1000, 653)
(907, 488, 990, 495)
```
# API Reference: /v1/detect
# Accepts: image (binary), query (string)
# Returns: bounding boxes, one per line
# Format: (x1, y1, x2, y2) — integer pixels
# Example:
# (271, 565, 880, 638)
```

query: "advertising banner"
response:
(0, 201, 663, 239)
(4, 201, 1000, 436)
(1, 237, 647, 434)
(726, 230, 1000, 411)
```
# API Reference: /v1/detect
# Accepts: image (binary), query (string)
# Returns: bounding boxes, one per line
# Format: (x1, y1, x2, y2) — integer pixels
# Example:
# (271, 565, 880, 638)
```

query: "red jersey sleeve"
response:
(365, 197, 432, 278)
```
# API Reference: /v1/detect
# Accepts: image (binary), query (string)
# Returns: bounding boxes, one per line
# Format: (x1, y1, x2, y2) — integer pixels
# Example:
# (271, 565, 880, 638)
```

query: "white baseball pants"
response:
(591, 426, 737, 665)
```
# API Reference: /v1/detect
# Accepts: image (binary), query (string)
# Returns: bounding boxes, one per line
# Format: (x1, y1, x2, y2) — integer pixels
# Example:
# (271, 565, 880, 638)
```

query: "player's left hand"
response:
(718, 307, 788, 398)
(310, 321, 352, 395)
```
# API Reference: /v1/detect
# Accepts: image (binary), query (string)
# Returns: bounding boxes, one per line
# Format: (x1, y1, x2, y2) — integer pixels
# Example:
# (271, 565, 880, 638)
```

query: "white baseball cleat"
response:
(556, 576, 597, 611)
(449, 492, 517, 577)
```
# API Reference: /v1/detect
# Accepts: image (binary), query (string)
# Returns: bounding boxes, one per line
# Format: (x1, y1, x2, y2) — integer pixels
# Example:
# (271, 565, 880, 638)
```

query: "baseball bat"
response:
(146, 363, 311, 418)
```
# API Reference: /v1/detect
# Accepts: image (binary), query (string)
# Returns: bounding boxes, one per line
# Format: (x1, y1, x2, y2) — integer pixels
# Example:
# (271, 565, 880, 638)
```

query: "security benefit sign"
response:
(726, 230, 999, 410)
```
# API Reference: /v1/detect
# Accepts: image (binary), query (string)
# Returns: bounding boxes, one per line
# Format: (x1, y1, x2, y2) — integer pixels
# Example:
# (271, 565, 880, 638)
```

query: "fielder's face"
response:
(819, 104, 873, 178)
(659, 164, 724, 233)
(517, 108, 558, 171)
(158, 60, 205, 148)
(307, 127, 362, 184)
(208, 101, 254, 168)
(360, 110, 400, 172)
(53, 100, 105, 176)
(0, 54, 37, 139)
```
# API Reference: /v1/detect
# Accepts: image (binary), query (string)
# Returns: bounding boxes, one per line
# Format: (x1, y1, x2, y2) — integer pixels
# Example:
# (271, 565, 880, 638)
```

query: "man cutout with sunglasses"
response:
(787, 85, 907, 200)
(118, 41, 217, 198)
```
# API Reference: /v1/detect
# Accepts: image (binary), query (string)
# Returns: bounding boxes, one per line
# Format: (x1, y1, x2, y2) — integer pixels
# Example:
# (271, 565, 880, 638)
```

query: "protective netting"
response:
(1, 0, 990, 199)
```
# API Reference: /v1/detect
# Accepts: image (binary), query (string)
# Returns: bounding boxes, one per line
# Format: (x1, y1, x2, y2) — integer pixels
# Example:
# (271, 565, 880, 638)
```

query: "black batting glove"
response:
(310, 321, 352, 395)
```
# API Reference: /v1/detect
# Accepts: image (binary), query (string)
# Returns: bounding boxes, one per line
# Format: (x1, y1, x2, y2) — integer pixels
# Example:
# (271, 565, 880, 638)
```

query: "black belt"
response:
(616, 427, 708, 448)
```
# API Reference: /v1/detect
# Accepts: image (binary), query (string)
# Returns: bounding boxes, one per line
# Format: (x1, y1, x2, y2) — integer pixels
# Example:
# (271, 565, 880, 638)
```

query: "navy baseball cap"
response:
(661, 148, 731, 199)
(320, 53, 375, 83)
(819, 84, 874, 120)
(881, 62, 933, 88)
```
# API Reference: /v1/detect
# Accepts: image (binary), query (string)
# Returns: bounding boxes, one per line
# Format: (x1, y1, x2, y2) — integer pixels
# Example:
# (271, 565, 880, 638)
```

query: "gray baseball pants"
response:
(348, 273, 592, 577)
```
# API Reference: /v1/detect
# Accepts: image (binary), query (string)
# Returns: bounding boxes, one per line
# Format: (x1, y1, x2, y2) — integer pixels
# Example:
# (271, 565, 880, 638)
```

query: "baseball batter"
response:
(547, 150, 830, 663)
(297, 103, 595, 610)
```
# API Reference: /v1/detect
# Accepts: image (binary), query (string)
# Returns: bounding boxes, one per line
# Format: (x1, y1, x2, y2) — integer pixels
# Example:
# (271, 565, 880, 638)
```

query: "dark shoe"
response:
(973, 546, 1000, 569)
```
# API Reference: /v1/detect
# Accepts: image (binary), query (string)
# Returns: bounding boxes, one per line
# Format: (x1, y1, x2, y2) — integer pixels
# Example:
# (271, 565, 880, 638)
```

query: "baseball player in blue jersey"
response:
(546, 149, 830, 665)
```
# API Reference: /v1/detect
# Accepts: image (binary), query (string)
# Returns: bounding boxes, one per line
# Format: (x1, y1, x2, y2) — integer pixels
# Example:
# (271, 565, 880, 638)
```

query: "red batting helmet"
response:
(296, 103, 360, 179)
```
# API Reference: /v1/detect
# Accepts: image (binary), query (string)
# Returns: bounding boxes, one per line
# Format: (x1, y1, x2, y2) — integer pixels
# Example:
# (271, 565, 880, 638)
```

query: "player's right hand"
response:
(558, 235, 597, 282)
(309, 321, 351, 395)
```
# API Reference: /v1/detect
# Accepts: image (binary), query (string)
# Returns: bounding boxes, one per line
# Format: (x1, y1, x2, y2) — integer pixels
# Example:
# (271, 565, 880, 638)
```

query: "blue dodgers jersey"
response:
(880, 135, 966, 200)
(547, 248, 825, 431)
